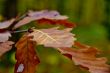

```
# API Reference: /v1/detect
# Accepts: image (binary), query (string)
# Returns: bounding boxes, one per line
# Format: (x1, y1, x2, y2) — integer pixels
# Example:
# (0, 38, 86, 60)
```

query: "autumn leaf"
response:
(15, 34, 40, 73)
(37, 18, 76, 28)
(0, 19, 15, 42)
(13, 10, 70, 29)
(0, 31, 11, 42)
(0, 19, 15, 29)
(58, 42, 110, 73)
(13, 17, 34, 29)
(28, 28, 76, 48)
(0, 41, 14, 57)
(28, 10, 68, 20)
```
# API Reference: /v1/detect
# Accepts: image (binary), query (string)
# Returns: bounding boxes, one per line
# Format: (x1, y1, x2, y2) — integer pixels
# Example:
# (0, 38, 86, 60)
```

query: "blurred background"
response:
(0, 0, 110, 73)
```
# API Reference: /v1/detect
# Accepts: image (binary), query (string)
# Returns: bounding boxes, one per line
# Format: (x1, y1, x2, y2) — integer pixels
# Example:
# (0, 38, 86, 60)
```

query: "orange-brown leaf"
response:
(37, 18, 76, 28)
(59, 42, 110, 73)
(15, 34, 40, 73)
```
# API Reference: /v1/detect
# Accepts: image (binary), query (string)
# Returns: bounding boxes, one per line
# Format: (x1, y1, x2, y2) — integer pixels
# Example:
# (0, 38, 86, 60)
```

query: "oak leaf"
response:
(13, 10, 69, 29)
(59, 42, 110, 73)
(0, 19, 15, 29)
(37, 18, 76, 28)
(0, 41, 14, 57)
(28, 10, 68, 20)
(0, 31, 11, 42)
(15, 34, 40, 73)
(0, 19, 15, 42)
(28, 28, 76, 48)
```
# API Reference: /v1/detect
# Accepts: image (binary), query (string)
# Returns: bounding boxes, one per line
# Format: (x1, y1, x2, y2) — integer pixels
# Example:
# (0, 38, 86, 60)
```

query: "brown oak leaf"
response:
(28, 28, 76, 48)
(0, 41, 14, 57)
(15, 34, 40, 73)
(37, 18, 76, 28)
(58, 42, 110, 73)
(13, 10, 71, 29)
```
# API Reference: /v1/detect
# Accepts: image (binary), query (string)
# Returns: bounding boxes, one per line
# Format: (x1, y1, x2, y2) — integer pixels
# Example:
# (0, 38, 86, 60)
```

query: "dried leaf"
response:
(28, 10, 68, 20)
(15, 34, 40, 73)
(0, 41, 14, 57)
(59, 42, 110, 73)
(28, 28, 76, 48)
(0, 31, 11, 42)
(0, 19, 15, 29)
(13, 10, 69, 29)
(37, 18, 76, 28)
(0, 19, 14, 42)
(13, 17, 35, 29)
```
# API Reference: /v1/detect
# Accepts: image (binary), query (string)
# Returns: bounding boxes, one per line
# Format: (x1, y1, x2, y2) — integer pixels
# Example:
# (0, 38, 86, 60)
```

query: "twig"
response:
(10, 29, 28, 33)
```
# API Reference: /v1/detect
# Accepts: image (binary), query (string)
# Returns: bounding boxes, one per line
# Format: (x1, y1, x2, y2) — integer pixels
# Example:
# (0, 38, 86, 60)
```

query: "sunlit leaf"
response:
(28, 28, 76, 48)
(59, 42, 110, 73)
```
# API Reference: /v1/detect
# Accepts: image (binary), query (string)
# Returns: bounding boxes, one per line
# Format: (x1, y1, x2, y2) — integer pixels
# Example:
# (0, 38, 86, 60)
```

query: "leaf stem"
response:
(10, 29, 28, 33)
